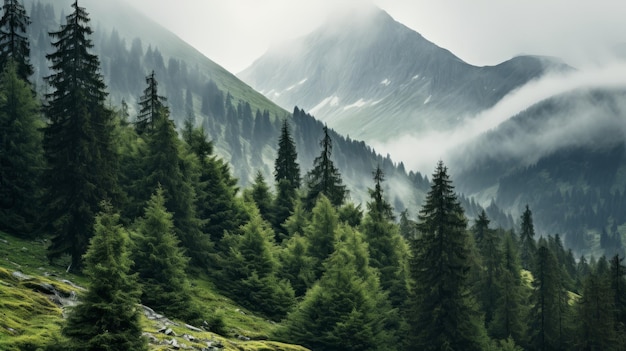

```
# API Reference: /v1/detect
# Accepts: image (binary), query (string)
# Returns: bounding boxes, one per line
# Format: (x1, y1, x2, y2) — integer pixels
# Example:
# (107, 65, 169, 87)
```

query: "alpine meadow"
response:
(3, 0, 626, 350)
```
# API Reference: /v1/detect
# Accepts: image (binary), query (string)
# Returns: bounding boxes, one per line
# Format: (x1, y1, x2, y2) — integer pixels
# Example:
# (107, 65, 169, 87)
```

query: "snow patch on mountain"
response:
(286, 78, 308, 91)
(343, 98, 369, 110)
(311, 95, 340, 115)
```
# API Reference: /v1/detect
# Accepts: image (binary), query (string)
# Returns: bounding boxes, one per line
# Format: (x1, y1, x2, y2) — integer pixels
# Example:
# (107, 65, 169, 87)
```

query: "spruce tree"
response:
(609, 254, 626, 344)
(473, 210, 502, 325)
(132, 187, 200, 322)
(220, 207, 295, 320)
(274, 118, 300, 188)
(0, 0, 33, 80)
(361, 165, 408, 308)
(520, 205, 537, 270)
(0, 60, 42, 236)
(43, 1, 118, 270)
(135, 70, 166, 134)
(62, 202, 147, 351)
(574, 263, 617, 350)
(182, 120, 246, 244)
(247, 170, 273, 224)
(304, 195, 339, 279)
(304, 125, 347, 209)
(140, 106, 209, 267)
(407, 161, 488, 351)
(529, 241, 570, 350)
(489, 231, 528, 345)
(278, 233, 316, 297)
(278, 225, 395, 351)
(273, 119, 301, 238)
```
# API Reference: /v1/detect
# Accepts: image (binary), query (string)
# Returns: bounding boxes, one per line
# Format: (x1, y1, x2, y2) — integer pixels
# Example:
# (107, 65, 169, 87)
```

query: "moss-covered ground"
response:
(0, 231, 308, 351)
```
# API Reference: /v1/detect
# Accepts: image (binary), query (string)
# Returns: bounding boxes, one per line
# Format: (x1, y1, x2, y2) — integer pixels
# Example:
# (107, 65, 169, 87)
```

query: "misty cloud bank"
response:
(373, 62, 626, 174)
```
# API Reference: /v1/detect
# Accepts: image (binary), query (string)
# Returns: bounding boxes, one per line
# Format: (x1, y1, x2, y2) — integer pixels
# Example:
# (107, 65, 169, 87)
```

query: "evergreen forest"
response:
(2, 1, 626, 350)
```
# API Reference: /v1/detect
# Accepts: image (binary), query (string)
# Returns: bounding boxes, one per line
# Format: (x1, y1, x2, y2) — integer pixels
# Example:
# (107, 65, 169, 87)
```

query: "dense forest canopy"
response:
(2, 1, 626, 350)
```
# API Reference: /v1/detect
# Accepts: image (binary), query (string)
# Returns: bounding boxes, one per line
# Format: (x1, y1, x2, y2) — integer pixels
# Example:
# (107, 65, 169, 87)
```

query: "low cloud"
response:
(373, 62, 626, 174)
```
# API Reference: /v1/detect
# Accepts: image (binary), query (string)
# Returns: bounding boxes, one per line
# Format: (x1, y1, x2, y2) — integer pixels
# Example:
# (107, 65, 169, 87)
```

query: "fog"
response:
(372, 62, 626, 175)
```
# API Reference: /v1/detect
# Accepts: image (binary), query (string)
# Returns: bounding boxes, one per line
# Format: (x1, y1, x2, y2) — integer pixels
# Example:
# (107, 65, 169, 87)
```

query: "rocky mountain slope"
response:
(238, 6, 567, 144)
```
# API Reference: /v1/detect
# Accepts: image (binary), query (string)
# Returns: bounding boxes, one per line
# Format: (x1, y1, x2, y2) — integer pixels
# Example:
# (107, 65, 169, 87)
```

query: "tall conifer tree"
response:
(135, 70, 166, 134)
(132, 187, 200, 322)
(62, 202, 147, 351)
(0, 0, 33, 79)
(274, 118, 300, 188)
(407, 161, 488, 351)
(520, 205, 537, 270)
(43, 1, 118, 270)
(0, 60, 42, 235)
(304, 125, 347, 209)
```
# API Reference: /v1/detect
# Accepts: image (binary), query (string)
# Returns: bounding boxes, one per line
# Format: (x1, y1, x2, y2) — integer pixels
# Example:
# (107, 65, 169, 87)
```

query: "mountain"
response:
(26, 0, 431, 212)
(238, 6, 567, 144)
(451, 87, 626, 257)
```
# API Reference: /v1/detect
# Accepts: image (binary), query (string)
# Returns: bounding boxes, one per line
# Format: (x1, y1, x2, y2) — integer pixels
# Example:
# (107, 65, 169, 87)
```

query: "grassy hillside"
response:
(0, 230, 309, 351)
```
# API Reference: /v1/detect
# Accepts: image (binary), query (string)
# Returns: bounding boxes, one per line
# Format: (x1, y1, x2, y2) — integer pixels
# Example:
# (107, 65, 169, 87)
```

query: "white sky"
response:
(125, 0, 626, 73)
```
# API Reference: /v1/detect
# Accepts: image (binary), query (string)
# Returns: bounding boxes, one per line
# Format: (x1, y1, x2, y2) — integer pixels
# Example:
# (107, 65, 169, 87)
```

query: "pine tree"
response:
(362, 165, 408, 307)
(182, 120, 246, 244)
(278, 233, 316, 297)
(140, 106, 209, 267)
(278, 225, 395, 351)
(473, 210, 502, 325)
(0, 59, 42, 236)
(489, 231, 528, 346)
(407, 161, 488, 351)
(220, 207, 295, 320)
(574, 263, 617, 350)
(132, 187, 200, 322)
(62, 202, 147, 351)
(609, 254, 626, 344)
(0, 0, 33, 79)
(246, 170, 273, 224)
(135, 70, 166, 134)
(274, 118, 300, 188)
(304, 195, 339, 279)
(520, 205, 537, 270)
(272, 119, 301, 238)
(304, 125, 347, 209)
(43, 1, 118, 270)
(529, 241, 570, 350)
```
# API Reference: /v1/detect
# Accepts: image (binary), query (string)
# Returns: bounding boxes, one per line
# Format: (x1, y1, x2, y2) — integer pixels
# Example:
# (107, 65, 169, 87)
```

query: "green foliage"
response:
(277, 226, 395, 351)
(304, 125, 348, 209)
(0, 0, 34, 79)
(304, 195, 339, 279)
(407, 161, 488, 351)
(183, 120, 246, 245)
(220, 209, 295, 320)
(473, 211, 502, 325)
(528, 240, 571, 350)
(0, 59, 42, 236)
(489, 231, 528, 345)
(278, 233, 316, 297)
(132, 187, 200, 322)
(274, 118, 301, 189)
(246, 171, 274, 224)
(137, 105, 210, 267)
(62, 202, 147, 351)
(135, 70, 167, 134)
(574, 262, 617, 350)
(519, 205, 537, 270)
(42, 1, 119, 271)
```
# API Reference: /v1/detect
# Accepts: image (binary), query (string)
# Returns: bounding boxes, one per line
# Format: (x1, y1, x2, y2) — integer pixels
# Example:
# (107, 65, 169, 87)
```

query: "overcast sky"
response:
(125, 0, 626, 74)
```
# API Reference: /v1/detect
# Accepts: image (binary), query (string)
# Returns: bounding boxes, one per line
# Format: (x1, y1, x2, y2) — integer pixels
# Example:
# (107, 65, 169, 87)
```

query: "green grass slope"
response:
(0, 231, 309, 351)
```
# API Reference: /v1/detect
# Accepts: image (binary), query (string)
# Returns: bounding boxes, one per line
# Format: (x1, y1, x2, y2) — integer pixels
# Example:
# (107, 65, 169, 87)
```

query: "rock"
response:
(182, 334, 195, 342)
(142, 332, 158, 343)
(235, 333, 250, 341)
(185, 323, 202, 332)
(168, 338, 180, 349)
(0, 238, 8, 244)
(20, 246, 27, 252)
(60, 279, 85, 290)
(164, 328, 176, 336)
(11, 271, 32, 281)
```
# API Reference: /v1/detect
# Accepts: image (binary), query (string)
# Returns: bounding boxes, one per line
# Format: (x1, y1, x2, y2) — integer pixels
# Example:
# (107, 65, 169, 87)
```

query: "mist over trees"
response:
(3, 1, 626, 350)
